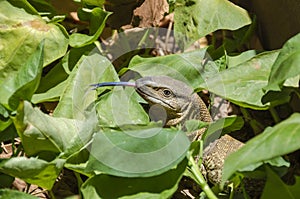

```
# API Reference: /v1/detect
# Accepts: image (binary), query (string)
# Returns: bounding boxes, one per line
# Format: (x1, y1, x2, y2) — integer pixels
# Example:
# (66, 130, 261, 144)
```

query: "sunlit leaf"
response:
(70, 7, 111, 48)
(0, 41, 44, 110)
(129, 50, 279, 109)
(53, 52, 119, 120)
(128, 48, 217, 88)
(222, 113, 300, 185)
(0, 1, 68, 85)
(13, 101, 81, 156)
(85, 127, 190, 177)
(0, 157, 65, 190)
(174, 0, 251, 49)
(33, 45, 96, 103)
(265, 33, 300, 91)
(226, 50, 257, 68)
(96, 87, 149, 127)
(201, 51, 279, 109)
(0, 189, 38, 199)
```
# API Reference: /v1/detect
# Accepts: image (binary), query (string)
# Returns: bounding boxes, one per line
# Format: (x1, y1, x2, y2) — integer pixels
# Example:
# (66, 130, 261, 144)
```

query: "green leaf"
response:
(204, 116, 244, 145)
(0, 1, 68, 83)
(174, 0, 251, 49)
(53, 52, 119, 119)
(96, 87, 149, 127)
(0, 123, 17, 143)
(31, 80, 66, 103)
(128, 48, 218, 88)
(60, 104, 98, 160)
(13, 101, 81, 157)
(261, 166, 300, 199)
(201, 51, 280, 109)
(129, 49, 279, 109)
(33, 44, 96, 103)
(69, 7, 111, 48)
(0, 189, 38, 199)
(27, 0, 57, 18)
(265, 33, 300, 91)
(85, 127, 190, 177)
(0, 157, 65, 190)
(81, 159, 187, 198)
(7, 0, 39, 15)
(0, 41, 44, 110)
(0, 173, 14, 188)
(222, 113, 300, 185)
(82, 0, 105, 7)
(226, 50, 257, 68)
(185, 116, 244, 145)
(261, 87, 295, 107)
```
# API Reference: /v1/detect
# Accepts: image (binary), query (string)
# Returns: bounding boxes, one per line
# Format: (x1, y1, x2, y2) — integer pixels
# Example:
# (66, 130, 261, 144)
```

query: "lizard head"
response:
(91, 75, 211, 127)
(135, 76, 205, 126)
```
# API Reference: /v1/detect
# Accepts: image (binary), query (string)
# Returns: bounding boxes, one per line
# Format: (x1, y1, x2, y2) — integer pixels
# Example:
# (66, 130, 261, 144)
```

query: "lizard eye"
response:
(162, 89, 172, 97)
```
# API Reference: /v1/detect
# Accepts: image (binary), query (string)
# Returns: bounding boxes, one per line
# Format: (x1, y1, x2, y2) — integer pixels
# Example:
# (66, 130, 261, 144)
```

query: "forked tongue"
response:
(90, 81, 136, 90)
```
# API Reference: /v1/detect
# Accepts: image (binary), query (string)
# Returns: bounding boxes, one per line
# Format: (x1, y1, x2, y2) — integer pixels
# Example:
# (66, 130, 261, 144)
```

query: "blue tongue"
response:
(90, 81, 136, 90)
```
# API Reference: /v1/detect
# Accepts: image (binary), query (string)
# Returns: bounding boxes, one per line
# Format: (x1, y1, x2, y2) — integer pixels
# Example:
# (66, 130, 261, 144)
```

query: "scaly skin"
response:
(135, 76, 244, 184)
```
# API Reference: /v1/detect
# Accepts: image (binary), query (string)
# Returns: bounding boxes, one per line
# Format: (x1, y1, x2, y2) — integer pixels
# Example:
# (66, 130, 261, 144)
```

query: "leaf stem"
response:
(189, 155, 218, 199)
(269, 107, 281, 123)
(240, 107, 264, 134)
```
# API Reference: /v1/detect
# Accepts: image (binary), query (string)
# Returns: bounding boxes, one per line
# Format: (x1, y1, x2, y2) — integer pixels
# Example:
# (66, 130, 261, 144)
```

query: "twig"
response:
(164, 21, 173, 52)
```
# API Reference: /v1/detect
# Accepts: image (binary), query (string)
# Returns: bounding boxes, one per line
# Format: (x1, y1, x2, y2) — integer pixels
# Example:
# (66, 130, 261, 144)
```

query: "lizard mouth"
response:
(135, 88, 177, 111)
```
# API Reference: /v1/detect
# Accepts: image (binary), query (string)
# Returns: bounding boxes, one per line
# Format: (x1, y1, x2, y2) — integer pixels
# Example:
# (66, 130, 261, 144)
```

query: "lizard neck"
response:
(166, 93, 212, 126)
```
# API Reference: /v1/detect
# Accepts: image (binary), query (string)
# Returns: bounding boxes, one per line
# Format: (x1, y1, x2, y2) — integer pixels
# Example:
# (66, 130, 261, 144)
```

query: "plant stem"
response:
(240, 107, 264, 134)
(269, 107, 281, 123)
(189, 155, 218, 199)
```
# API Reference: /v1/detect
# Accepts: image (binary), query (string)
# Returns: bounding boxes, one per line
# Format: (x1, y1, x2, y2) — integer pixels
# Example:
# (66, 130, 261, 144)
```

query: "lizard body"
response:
(135, 76, 244, 184)
(92, 75, 244, 184)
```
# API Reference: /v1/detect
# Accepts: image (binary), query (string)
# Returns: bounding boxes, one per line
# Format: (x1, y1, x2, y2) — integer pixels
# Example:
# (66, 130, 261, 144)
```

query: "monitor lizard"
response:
(91, 75, 244, 184)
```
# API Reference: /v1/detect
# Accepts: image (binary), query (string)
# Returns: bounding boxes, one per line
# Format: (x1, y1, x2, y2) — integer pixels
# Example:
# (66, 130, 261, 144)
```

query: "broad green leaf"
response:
(32, 80, 66, 103)
(0, 189, 38, 199)
(96, 87, 149, 127)
(13, 101, 81, 156)
(33, 44, 96, 103)
(185, 116, 244, 146)
(201, 51, 279, 109)
(53, 52, 119, 119)
(0, 1, 68, 84)
(128, 48, 218, 88)
(227, 50, 257, 68)
(222, 113, 300, 185)
(69, 7, 111, 47)
(0, 41, 44, 110)
(85, 127, 190, 177)
(81, 159, 187, 198)
(265, 33, 300, 91)
(129, 50, 279, 109)
(60, 103, 98, 160)
(174, 0, 251, 49)
(0, 157, 65, 190)
(261, 166, 300, 199)
(204, 116, 244, 146)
